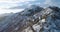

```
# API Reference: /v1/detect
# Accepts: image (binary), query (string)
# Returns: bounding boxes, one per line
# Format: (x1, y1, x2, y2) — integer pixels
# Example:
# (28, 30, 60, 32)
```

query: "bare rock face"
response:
(0, 5, 60, 32)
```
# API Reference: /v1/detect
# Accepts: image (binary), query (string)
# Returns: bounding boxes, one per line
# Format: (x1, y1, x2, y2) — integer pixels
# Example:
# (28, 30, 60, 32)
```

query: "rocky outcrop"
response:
(0, 5, 60, 32)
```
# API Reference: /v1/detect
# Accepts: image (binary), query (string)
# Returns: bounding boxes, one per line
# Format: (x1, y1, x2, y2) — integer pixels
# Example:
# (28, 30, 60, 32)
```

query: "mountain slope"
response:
(0, 13, 14, 22)
(0, 5, 44, 32)
(0, 5, 60, 32)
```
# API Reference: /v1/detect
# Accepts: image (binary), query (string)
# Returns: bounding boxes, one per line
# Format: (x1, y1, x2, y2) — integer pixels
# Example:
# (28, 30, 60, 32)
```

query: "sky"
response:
(0, 0, 60, 14)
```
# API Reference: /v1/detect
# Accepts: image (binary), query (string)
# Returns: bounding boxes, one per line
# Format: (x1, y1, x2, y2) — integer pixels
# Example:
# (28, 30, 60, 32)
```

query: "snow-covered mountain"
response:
(0, 5, 60, 32)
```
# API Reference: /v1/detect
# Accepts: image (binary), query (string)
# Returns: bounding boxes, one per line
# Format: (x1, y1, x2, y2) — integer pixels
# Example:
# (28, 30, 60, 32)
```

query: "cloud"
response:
(0, 0, 36, 14)
(0, 0, 36, 9)
(0, 3, 18, 9)
(44, 0, 60, 7)
(0, 8, 24, 14)
(0, 0, 36, 3)
(44, 0, 52, 5)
